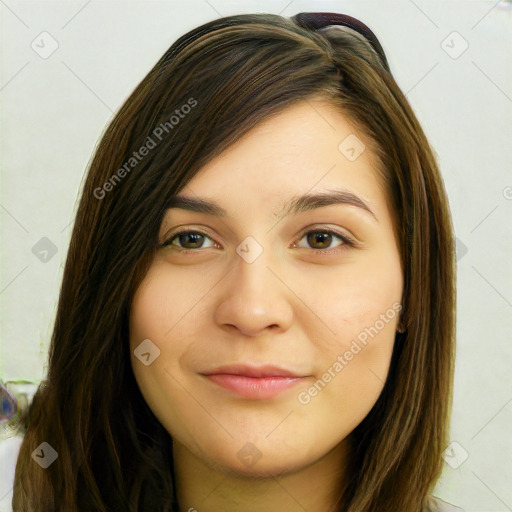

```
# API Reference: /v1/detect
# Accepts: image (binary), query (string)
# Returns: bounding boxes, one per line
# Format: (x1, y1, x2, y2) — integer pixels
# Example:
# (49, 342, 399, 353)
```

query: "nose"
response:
(213, 242, 295, 338)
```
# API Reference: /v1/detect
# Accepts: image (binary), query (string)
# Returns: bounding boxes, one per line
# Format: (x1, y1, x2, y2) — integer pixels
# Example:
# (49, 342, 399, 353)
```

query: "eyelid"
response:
(159, 225, 219, 248)
(293, 228, 357, 254)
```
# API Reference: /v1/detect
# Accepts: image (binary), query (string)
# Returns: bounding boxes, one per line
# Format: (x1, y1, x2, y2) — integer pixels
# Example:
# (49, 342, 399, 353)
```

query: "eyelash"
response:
(160, 228, 356, 255)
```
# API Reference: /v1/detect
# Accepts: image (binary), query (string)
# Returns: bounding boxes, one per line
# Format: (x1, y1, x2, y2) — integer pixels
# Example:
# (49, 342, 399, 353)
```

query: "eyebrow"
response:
(165, 189, 377, 221)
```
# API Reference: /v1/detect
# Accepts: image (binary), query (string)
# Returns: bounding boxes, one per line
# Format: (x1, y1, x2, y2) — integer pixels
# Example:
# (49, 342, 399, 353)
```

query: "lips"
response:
(202, 364, 305, 378)
(200, 364, 309, 400)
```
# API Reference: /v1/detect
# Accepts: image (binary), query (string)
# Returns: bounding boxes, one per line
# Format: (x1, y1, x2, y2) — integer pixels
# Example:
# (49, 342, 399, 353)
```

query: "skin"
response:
(129, 97, 404, 512)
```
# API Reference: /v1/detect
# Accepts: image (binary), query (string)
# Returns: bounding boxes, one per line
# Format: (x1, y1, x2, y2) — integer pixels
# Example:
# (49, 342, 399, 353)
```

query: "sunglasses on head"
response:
(291, 12, 390, 72)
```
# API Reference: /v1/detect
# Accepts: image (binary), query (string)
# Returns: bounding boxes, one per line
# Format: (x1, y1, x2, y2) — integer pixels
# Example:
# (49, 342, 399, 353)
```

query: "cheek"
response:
(294, 250, 402, 353)
(293, 247, 401, 415)
(129, 263, 197, 352)
(129, 272, 200, 444)
(129, 275, 166, 348)
(129, 269, 182, 402)
(295, 312, 397, 441)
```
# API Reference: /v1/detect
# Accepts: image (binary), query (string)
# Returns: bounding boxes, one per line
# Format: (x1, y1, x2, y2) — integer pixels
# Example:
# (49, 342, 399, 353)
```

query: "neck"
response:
(173, 438, 351, 512)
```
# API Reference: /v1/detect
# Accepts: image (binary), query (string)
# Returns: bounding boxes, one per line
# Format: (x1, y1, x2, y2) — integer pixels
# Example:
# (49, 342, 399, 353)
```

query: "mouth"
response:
(200, 364, 310, 400)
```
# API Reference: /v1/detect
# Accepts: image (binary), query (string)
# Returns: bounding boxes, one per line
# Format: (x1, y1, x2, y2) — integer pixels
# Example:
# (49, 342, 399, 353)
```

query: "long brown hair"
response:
(13, 12, 456, 512)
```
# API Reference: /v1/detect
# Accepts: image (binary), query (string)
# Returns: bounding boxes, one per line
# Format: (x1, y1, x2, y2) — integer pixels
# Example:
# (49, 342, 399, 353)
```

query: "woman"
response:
(12, 11, 460, 512)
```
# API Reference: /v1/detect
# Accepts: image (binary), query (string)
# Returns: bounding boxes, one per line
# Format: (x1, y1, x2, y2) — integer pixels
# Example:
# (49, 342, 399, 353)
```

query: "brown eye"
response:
(297, 229, 354, 251)
(307, 231, 333, 249)
(161, 230, 215, 250)
(176, 232, 205, 249)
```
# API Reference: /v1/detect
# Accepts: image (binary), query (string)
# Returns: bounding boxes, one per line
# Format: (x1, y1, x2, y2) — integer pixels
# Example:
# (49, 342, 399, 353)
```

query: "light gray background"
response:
(1, 1, 511, 511)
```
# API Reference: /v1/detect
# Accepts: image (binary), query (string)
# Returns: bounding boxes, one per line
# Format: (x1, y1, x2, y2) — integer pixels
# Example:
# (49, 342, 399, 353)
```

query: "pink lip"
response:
(201, 364, 308, 400)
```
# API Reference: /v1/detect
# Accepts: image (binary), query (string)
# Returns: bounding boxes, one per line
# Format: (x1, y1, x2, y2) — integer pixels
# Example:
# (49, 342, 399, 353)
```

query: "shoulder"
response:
(424, 495, 465, 512)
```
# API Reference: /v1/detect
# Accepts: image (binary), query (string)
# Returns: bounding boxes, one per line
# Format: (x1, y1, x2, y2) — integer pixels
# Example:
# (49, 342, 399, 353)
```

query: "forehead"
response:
(173, 99, 388, 219)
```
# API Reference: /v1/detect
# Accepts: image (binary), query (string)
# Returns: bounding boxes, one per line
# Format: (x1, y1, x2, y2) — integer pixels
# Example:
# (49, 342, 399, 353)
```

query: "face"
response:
(129, 98, 403, 477)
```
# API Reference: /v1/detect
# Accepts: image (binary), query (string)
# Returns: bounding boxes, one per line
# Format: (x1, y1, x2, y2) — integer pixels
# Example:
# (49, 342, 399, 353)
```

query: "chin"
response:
(192, 435, 316, 479)
(216, 453, 303, 479)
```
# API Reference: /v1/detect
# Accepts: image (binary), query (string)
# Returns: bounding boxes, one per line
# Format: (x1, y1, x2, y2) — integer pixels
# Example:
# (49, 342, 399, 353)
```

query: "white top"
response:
(0, 435, 464, 512)
(0, 435, 23, 512)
